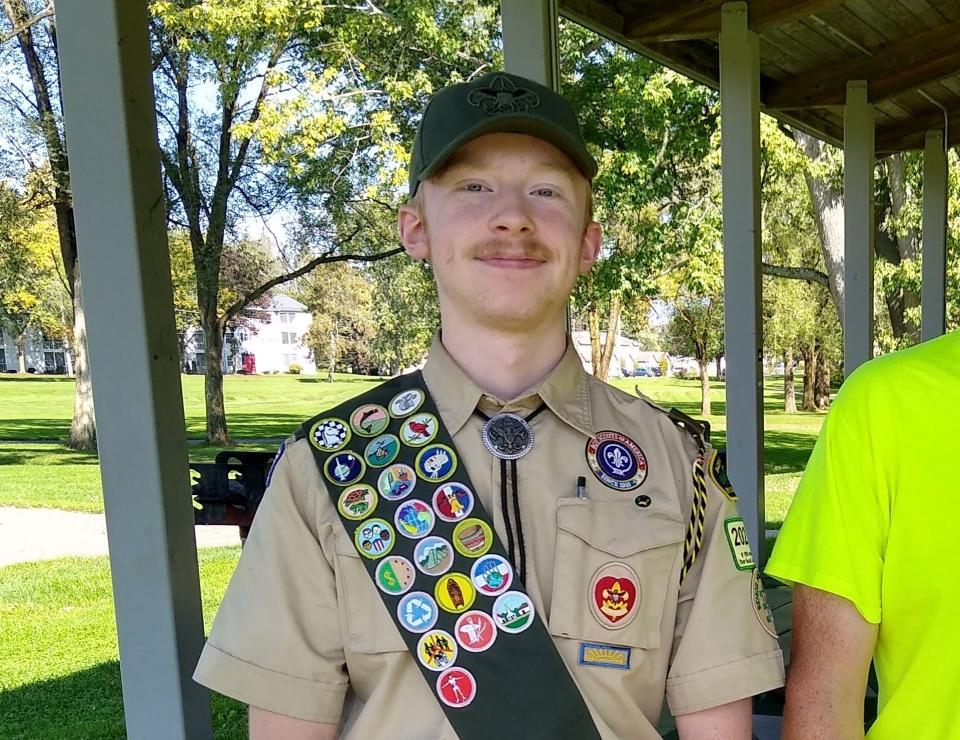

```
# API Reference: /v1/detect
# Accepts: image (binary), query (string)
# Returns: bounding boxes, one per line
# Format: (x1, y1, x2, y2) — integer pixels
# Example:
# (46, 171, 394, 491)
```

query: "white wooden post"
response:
(922, 129, 948, 342)
(720, 2, 765, 565)
(55, 2, 212, 738)
(500, 0, 559, 88)
(843, 82, 875, 374)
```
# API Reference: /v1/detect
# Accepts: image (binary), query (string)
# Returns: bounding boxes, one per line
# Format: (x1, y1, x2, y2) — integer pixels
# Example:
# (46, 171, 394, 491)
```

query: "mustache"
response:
(470, 239, 550, 261)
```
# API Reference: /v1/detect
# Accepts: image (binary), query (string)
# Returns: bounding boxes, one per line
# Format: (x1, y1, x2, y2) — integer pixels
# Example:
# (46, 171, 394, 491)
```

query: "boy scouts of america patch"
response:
(709, 449, 737, 501)
(589, 563, 641, 629)
(751, 569, 778, 638)
(585, 431, 648, 491)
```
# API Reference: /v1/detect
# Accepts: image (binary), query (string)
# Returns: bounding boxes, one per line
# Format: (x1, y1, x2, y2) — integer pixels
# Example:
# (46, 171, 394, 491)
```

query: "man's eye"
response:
(464, 183, 485, 192)
(533, 187, 555, 197)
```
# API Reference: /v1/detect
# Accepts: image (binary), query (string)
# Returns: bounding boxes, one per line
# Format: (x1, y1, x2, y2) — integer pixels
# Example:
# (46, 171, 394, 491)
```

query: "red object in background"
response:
(241, 353, 256, 374)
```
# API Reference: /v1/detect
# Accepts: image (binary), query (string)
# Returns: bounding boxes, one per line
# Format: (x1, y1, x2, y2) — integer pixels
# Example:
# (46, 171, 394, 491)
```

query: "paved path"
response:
(0, 506, 240, 567)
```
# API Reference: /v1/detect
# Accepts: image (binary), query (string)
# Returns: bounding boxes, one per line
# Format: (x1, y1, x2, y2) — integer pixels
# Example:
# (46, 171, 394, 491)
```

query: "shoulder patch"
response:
(708, 448, 737, 501)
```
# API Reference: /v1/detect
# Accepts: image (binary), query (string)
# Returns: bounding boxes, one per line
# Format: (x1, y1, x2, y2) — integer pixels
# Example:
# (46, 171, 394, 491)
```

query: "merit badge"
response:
(493, 591, 535, 634)
(364, 434, 400, 468)
(417, 629, 458, 672)
(752, 569, 778, 638)
(709, 449, 737, 501)
(482, 413, 534, 460)
(324, 452, 366, 486)
(578, 642, 631, 671)
(377, 463, 416, 501)
(376, 556, 416, 596)
(354, 518, 394, 559)
(350, 404, 389, 437)
(389, 389, 424, 418)
(585, 431, 648, 491)
(416, 444, 457, 482)
(337, 484, 378, 521)
(452, 518, 493, 558)
(455, 611, 497, 653)
(470, 554, 513, 596)
(590, 563, 640, 629)
(435, 573, 476, 614)
(397, 591, 438, 633)
(309, 418, 350, 453)
(432, 482, 474, 522)
(394, 499, 435, 540)
(724, 517, 755, 571)
(414, 536, 454, 577)
(437, 667, 477, 709)
(401, 413, 439, 447)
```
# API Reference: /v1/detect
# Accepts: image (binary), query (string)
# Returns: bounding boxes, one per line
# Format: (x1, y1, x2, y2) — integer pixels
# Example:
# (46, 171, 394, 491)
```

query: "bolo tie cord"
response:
(475, 403, 547, 587)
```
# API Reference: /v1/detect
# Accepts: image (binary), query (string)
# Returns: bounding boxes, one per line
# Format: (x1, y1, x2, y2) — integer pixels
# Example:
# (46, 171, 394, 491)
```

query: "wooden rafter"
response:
(876, 106, 960, 154)
(558, 0, 625, 35)
(766, 20, 960, 109)
(623, 0, 845, 42)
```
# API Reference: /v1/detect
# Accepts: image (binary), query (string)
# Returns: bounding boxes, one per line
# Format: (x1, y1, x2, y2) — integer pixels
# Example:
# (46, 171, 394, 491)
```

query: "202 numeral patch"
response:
(724, 518, 755, 571)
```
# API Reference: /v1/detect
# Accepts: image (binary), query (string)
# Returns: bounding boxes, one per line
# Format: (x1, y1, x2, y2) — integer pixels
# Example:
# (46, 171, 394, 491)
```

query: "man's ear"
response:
(398, 202, 429, 260)
(578, 221, 602, 274)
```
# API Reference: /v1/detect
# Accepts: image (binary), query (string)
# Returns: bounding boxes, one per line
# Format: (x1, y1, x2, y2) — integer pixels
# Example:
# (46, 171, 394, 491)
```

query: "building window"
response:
(44, 350, 66, 374)
(279, 311, 294, 324)
(289, 332, 297, 344)
(281, 332, 290, 344)
(0, 349, 6, 372)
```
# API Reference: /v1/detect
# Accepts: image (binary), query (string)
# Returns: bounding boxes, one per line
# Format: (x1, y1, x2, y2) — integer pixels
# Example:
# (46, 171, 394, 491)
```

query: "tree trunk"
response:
(715, 351, 723, 381)
(596, 296, 622, 382)
(587, 307, 601, 377)
(67, 273, 96, 450)
(882, 154, 921, 345)
(15, 331, 26, 373)
(801, 346, 817, 411)
(203, 320, 229, 444)
(783, 348, 797, 413)
(698, 360, 711, 417)
(327, 328, 336, 383)
(815, 348, 831, 409)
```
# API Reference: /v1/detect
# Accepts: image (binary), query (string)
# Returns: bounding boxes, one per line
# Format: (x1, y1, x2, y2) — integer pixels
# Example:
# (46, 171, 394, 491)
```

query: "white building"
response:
(0, 327, 73, 374)
(570, 330, 671, 378)
(181, 294, 317, 375)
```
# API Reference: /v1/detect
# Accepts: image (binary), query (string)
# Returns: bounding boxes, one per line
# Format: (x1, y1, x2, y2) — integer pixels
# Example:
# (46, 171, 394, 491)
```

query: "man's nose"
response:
(489, 190, 534, 235)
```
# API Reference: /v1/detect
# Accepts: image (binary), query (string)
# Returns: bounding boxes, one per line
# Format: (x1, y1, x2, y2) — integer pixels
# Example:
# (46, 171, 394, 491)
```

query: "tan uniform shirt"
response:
(195, 337, 784, 738)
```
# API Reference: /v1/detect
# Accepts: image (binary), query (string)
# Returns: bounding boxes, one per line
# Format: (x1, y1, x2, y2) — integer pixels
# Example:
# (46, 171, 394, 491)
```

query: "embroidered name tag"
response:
(578, 642, 631, 670)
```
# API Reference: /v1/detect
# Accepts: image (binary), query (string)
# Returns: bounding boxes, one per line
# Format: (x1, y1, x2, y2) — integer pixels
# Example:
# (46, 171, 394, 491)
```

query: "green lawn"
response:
(0, 547, 246, 739)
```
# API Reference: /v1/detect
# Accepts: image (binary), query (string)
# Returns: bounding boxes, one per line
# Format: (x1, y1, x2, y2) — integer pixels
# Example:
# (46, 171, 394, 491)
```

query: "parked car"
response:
(633, 367, 654, 377)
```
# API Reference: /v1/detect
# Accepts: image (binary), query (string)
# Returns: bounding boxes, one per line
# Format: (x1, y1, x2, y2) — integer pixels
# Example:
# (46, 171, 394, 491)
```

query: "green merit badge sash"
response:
(300, 372, 600, 740)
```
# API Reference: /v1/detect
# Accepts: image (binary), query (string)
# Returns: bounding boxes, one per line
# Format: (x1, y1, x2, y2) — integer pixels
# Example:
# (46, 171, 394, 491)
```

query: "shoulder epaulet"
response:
(634, 385, 710, 445)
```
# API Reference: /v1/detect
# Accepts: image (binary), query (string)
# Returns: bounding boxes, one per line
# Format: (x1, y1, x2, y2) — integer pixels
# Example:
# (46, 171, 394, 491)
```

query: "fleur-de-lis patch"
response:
(585, 431, 648, 491)
(467, 74, 540, 115)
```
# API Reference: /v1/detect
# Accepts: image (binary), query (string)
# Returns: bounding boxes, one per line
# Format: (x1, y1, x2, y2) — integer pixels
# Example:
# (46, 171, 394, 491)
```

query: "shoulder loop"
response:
(633, 385, 710, 448)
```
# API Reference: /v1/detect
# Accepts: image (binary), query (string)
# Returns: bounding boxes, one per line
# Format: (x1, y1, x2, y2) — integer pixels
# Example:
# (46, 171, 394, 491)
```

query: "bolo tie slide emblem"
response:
(482, 413, 534, 460)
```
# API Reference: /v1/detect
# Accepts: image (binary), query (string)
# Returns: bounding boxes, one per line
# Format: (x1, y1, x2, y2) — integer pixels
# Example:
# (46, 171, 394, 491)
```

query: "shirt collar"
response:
(421, 334, 594, 438)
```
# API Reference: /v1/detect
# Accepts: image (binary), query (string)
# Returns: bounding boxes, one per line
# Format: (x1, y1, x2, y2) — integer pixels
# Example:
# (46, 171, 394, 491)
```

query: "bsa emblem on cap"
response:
(493, 591, 534, 634)
(376, 556, 416, 596)
(377, 463, 416, 501)
(437, 667, 477, 709)
(433, 482, 474, 522)
(394, 499, 435, 540)
(585, 431, 648, 491)
(324, 451, 366, 486)
(417, 629, 458, 671)
(397, 591, 438, 633)
(416, 444, 457, 482)
(589, 562, 640, 629)
(454, 611, 497, 653)
(401, 413, 439, 447)
(467, 74, 540, 115)
(337, 484, 377, 521)
(435, 572, 476, 614)
(354, 518, 394, 559)
(414, 536, 454, 576)
(309, 418, 350, 452)
(470, 554, 513, 596)
(452, 518, 493, 558)
(364, 434, 400, 468)
(389, 389, 424, 418)
(350, 404, 389, 437)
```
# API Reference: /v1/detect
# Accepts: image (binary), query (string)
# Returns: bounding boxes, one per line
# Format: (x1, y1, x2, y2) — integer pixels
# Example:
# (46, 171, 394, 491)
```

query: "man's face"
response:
(399, 133, 601, 333)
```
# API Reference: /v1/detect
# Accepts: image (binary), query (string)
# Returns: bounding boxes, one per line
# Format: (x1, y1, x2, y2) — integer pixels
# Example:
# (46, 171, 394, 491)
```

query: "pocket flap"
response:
(334, 529, 360, 558)
(557, 499, 683, 558)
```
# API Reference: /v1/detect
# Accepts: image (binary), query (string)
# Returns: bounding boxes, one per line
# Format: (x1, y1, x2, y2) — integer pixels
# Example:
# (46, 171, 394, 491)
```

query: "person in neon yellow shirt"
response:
(766, 331, 960, 739)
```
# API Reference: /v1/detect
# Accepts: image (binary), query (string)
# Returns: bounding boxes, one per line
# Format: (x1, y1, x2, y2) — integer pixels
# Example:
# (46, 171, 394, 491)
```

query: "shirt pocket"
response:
(549, 498, 684, 650)
(334, 531, 408, 654)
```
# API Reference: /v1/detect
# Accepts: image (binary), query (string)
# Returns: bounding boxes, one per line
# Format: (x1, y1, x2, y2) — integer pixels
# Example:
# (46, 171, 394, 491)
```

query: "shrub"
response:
(288, 363, 302, 375)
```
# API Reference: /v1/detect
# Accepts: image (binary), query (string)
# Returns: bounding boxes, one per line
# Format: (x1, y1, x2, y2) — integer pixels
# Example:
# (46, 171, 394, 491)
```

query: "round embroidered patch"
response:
(400, 413, 439, 447)
(397, 591, 438, 633)
(452, 518, 493, 558)
(364, 434, 400, 468)
(414, 536, 454, 577)
(589, 562, 641, 629)
(585, 431, 648, 491)
(752, 569, 778, 638)
(350, 404, 389, 437)
(337, 484, 377, 521)
(436, 667, 477, 708)
(377, 463, 416, 501)
(324, 451, 366, 486)
(435, 572, 476, 614)
(354, 518, 394, 559)
(415, 444, 457, 482)
(389, 389, 424, 418)
(376, 556, 416, 596)
(309, 418, 350, 453)
(709, 449, 737, 501)
(492, 591, 535, 634)
(417, 629, 458, 672)
(454, 611, 497, 653)
(470, 554, 513, 597)
(432, 482, 474, 523)
(394, 499, 435, 540)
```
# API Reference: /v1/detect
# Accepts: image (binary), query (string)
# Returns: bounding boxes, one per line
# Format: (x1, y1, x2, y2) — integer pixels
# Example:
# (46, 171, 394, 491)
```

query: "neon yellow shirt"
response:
(766, 331, 960, 739)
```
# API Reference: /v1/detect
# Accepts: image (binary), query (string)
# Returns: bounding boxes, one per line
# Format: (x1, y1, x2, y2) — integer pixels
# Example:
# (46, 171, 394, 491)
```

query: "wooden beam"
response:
(766, 20, 960, 109)
(876, 106, 958, 153)
(558, 0, 624, 35)
(624, 0, 845, 42)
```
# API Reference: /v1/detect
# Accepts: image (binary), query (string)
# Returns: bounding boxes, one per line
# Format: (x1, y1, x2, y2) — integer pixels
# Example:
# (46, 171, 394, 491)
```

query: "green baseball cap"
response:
(408, 71, 597, 197)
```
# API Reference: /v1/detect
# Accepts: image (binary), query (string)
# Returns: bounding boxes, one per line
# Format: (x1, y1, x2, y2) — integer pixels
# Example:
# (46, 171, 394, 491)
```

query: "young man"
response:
(766, 332, 960, 739)
(194, 71, 783, 739)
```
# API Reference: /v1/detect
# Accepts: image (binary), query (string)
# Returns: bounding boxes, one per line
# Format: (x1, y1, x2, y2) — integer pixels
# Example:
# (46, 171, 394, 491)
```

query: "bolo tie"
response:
(473, 403, 547, 586)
